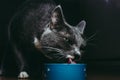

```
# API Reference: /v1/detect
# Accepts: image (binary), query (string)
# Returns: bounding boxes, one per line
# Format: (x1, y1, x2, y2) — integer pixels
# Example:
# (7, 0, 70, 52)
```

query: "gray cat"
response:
(4, 0, 86, 79)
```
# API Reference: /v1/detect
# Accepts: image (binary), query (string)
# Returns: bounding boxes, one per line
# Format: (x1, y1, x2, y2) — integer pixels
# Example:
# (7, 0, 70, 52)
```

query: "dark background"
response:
(0, 0, 120, 76)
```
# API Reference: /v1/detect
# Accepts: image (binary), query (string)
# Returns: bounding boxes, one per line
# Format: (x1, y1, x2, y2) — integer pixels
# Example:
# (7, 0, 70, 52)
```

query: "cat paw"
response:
(18, 71, 29, 78)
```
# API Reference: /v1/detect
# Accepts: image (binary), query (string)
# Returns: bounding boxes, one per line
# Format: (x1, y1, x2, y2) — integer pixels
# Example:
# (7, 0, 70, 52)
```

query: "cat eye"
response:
(63, 38, 69, 42)
(63, 38, 74, 46)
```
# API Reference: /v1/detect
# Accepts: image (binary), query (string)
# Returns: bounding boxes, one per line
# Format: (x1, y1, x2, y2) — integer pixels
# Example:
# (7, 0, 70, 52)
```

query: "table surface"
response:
(0, 74, 120, 80)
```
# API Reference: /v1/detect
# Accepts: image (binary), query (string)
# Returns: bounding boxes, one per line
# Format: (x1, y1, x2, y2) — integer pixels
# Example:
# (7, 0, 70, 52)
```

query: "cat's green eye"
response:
(63, 38, 69, 42)
(63, 37, 75, 45)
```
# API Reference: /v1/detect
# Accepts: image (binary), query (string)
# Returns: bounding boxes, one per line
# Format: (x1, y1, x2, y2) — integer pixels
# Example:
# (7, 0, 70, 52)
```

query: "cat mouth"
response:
(66, 55, 76, 63)
(66, 55, 81, 63)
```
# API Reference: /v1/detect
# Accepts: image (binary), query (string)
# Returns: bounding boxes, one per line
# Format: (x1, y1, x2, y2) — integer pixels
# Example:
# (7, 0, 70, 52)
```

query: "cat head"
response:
(34, 5, 86, 63)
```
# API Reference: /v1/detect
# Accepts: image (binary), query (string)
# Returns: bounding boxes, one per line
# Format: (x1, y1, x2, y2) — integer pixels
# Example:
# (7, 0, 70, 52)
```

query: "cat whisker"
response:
(43, 46, 61, 51)
(87, 37, 96, 42)
(86, 32, 97, 42)
(43, 46, 64, 54)
(57, 56, 64, 60)
(87, 43, 97, 46)
(53, 53, 63, 56)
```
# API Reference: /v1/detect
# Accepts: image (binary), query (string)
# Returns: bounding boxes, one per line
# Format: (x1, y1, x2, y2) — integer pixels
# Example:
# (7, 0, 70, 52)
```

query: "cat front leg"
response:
(18, 65, 29, 78)
(13, 44, 29, 78)
(18, 71, 29, 78)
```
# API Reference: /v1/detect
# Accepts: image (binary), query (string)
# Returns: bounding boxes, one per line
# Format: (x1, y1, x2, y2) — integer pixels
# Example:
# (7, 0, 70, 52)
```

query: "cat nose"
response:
(73, 45, 81, 56)
(74, 48, 81, 56)
(74, 51, 81, 58)
(75, 51, 81, 56)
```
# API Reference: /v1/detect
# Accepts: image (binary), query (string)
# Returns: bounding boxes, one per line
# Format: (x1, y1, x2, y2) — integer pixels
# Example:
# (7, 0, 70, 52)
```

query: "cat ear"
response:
(50, 5, 65, 29)
(76, 20, 86, 34)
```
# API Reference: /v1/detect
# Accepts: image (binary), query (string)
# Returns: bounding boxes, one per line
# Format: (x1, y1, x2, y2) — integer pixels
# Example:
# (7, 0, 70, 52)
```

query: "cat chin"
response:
(66, 55, 74, 59)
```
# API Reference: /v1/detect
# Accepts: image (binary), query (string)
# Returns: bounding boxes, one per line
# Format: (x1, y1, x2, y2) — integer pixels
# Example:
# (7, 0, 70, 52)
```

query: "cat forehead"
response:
(41, 22, 77, 38)
(58, 27, 74, 37)
(59, 31, 70, 37)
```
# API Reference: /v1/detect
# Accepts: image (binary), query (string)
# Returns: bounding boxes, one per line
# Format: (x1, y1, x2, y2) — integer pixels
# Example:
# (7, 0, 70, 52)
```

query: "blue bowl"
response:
(44, 64, 86, 80)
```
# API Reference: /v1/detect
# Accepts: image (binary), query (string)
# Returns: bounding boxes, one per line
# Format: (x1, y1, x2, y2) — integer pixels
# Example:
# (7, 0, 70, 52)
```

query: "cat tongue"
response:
(68, 58, 76, 64)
